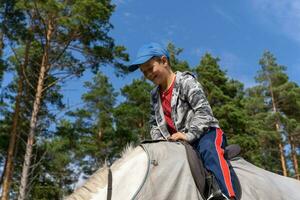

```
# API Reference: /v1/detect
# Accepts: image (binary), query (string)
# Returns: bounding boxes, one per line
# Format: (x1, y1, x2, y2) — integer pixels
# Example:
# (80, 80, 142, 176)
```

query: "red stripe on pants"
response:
(215, 128, 235, 197)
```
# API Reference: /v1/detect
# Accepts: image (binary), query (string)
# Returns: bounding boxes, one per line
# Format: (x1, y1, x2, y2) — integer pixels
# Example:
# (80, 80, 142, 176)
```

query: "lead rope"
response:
(130, 144, 151, 200)
(107, 167, 112, 200)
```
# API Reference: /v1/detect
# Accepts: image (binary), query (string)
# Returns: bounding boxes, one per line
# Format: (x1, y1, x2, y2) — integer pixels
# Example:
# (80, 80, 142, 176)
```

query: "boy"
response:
(128, 43, 236, 200)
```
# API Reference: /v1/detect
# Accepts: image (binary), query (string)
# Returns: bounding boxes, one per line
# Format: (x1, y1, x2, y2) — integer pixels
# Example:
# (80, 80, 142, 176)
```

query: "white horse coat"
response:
(66, 142, 300, 200)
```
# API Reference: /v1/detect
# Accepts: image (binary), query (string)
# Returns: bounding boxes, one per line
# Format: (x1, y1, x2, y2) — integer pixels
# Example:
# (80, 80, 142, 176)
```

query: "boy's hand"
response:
(168, 132, 187, 141)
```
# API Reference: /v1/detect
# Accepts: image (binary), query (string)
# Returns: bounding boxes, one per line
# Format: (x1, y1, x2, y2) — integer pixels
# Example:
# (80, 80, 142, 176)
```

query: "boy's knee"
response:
(199, 138, 215, 151)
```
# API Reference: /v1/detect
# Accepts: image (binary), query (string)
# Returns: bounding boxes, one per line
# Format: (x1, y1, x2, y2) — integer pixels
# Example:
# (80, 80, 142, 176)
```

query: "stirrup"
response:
(207, 190, 230, 200)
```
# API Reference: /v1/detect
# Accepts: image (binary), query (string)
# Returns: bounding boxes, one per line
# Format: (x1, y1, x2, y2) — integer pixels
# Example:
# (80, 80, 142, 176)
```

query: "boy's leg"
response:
(195, 127, 236, 199)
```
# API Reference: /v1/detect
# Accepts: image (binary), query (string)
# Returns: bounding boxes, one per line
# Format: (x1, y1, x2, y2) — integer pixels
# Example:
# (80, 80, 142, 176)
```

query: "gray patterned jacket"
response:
(149, 71, 219, 143)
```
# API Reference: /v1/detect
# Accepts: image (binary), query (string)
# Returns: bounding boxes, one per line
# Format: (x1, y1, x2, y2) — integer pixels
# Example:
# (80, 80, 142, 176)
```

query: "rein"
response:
(105, 143, 157, 200)
(107, 167, 112, 200)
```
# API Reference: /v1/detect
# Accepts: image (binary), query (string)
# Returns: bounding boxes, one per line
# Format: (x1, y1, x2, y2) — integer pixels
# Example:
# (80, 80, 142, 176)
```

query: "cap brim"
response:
(128, 55, 153, 72)
(128, 64, 139, 72)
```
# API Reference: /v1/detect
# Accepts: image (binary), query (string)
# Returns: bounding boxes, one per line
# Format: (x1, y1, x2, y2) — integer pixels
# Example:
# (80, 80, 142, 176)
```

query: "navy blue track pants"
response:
(194, 127, 236, 198)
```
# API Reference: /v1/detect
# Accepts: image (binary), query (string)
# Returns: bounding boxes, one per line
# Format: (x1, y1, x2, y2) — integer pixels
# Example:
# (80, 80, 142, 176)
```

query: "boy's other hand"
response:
(168, 132, 187, 141)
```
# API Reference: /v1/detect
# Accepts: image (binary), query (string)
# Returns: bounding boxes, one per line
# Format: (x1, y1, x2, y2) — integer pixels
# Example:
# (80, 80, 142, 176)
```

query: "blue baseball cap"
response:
(128, 42, 170, 72)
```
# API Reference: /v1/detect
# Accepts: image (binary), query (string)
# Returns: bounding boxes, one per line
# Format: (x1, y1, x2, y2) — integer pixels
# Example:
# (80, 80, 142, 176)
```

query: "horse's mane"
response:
(65, 144, 137, 200)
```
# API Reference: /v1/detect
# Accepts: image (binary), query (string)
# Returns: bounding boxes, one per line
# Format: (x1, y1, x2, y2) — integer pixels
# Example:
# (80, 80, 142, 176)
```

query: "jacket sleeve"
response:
(183, 75, 218, 143)
(149, 95, 163, 140)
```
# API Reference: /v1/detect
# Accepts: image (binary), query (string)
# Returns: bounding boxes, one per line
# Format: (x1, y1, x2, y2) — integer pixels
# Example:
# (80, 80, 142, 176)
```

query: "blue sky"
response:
(3, 1, 300, 109)
(102, 1, 299, 103)
(108, 0, 300, 85)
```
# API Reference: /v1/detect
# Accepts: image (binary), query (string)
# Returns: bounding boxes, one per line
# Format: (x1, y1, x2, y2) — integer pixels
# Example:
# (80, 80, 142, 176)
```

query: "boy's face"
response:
(139, 56, 169, 86)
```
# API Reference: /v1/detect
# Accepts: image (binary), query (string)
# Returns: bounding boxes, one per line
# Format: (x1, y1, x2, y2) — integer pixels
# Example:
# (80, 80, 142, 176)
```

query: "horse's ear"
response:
(225, 144, 241, 160)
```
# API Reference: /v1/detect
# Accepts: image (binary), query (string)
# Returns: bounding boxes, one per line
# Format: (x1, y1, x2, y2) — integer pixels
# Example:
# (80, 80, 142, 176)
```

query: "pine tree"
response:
(194, 53, 259, 162)
(243, 85, 282, 171)
(24, 72, 118, 198)
(0, 64, 65, 199)
(167, 43, 190, 72)
(0, 1, 29, 197)
(0, 1, 128, 199)
(248, 50, 300, 177)
(255, 51, 288, 176)
(114, 78, 153, 147)
(80, 72, 118, 167)
(65, 72, 117, 175)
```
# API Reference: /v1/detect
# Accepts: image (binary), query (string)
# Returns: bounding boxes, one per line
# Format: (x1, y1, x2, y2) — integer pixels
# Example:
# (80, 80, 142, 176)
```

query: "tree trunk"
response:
(289, 135, 299, 179)
(274, 112, 287, 177)
(277, 138, 287, 176)
(1, 41, 30, 200)
(269, 75, 288, 176)
(1, 77, 23, 200)
(0, 29, 4, 187)
(17, 22, 53, 200)
(0, 30, 3, 57)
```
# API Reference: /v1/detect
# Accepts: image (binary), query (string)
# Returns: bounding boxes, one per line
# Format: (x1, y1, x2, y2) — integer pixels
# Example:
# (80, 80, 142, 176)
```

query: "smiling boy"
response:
(128, 43, 236, 200)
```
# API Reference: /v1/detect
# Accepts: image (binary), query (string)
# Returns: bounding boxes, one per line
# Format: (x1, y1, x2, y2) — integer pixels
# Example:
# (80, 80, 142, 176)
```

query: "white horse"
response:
(65, 142, 300, 200)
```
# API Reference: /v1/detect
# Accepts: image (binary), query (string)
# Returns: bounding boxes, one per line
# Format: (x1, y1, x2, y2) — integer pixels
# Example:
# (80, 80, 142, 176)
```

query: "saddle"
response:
(140, 140, 242, 200)
(183, 142, 242, 200)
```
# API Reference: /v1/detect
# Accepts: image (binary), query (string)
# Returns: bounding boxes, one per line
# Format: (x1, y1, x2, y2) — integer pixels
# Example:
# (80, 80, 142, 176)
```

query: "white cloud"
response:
(112, 0, 135, 6)
(164, 24, 179, 37)
(113, 0, 126, 6)
(219, 51, 257, 87)
(237, 75, 256, 89)
(252, 0, 300, 43)
(213, 5, 237, 26)
(287, 62, 300, 84)
(220, 52, 240, 68)
(123, 12, 131, 17)
(192, 47, 203, 57)
(190, 47, 213, 58)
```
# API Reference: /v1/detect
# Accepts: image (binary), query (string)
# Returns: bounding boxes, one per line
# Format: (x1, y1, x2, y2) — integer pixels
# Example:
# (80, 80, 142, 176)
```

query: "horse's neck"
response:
(91, 146, 148, 200)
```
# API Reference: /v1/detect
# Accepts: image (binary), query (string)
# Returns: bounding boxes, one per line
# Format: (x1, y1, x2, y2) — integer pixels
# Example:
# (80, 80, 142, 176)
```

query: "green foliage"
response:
(1, 6, 299, 196)
(0, 107, 12, 153)
(167, 43, 191, 72)
(244, 51, 300, 174)
(70, 72, 117, 168)
(27, 73, 118, 198)
(26, 119, 80, 199)
(0, 0, 129, 198)
(114, 78, 153, 145)
(0, 59, 6, 84)
(194, 53, 261, 163)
